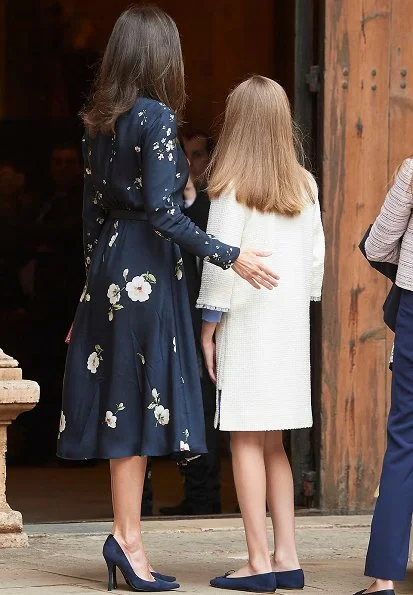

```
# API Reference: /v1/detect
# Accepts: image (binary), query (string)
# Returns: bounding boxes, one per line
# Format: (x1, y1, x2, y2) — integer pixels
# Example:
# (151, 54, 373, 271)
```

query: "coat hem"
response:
(195, 303, 229, 312)
(217, 422, 313, 432)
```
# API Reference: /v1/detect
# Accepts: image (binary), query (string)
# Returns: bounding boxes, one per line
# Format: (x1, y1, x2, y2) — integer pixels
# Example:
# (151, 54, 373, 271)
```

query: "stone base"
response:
(0, 531, 28, 548)
(0, 508, 28, 548)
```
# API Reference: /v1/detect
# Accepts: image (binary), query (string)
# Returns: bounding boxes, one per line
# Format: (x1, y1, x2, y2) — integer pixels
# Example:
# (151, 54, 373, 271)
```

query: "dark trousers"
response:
(176, 377, 221, 513)
(365, 289, 413, 580)
(141, 377, 221, 515)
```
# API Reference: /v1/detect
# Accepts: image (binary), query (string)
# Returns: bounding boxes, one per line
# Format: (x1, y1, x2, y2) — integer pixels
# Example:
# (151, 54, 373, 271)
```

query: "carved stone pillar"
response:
(0, 349, 39, 547)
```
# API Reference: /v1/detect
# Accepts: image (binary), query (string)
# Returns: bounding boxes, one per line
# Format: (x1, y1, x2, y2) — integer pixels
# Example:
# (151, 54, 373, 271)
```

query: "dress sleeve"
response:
(82, 135, 106, 272)
(196, 189, 246, 312)
(202, 309, 223, 323)
(141, 106, 239, 270)
(311, 188, 325, 301)
(365, 158, 413, 264)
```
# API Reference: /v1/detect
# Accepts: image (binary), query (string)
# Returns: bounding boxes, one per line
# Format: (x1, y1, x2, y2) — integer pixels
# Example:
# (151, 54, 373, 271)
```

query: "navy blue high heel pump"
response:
(152, 572, 177, 583)
(103, 535, 179, 592)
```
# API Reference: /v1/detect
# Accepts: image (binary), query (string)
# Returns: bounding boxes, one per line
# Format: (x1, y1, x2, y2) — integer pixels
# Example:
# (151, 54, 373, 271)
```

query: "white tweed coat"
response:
(196, 178, 325, 431)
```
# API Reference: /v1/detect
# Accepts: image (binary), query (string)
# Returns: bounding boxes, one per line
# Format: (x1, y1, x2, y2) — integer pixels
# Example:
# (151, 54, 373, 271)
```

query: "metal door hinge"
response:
(306, 65, 321, 93)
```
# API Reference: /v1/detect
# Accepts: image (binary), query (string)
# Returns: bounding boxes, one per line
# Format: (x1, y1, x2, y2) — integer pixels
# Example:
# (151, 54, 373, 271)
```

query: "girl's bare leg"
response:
(264, 431, 300, 571)
(229, 431, 272, 577)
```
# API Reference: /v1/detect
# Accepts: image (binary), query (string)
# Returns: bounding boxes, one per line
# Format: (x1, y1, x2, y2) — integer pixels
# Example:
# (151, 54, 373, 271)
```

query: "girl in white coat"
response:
(198, 76, 325, 593)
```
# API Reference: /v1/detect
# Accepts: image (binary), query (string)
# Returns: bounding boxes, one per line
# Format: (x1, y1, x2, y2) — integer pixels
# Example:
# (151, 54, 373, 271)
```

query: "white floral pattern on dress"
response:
(175, 258, 183, 280)
(148, 388, 170, 427)
(126, 275, 152, 302)
(58, 412, 66, 438)
(154, 405, 170, 426)
(87, 345, 103, 374)
(107, 284, 121, 304)
(153, 126, 177, 164)
(107, 271, 156, 320)
(104, 403, 125, 429)
(180, 429, 190, 451)
(80, 283, 91, 303)
(109, 232, 118, 247)
(108, 221, 119, 248)
(105, 411, 117, 428)
(138, 110, 147, 126)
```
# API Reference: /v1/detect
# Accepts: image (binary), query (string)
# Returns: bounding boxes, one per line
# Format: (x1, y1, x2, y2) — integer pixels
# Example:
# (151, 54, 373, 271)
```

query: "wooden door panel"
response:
(321, 0, 392, 512)
(388, 0, 413, 170)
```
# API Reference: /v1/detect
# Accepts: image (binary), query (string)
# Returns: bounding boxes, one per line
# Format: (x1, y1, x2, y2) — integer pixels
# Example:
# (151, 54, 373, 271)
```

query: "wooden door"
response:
(321, 0, 413, 512)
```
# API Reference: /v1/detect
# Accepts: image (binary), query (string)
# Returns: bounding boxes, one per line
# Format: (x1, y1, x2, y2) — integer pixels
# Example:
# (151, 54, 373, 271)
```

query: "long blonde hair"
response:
(208, 76, 314, 216)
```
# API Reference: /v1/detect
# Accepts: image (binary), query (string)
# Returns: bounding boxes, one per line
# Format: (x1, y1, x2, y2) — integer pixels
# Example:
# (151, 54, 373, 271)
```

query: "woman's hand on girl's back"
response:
(232, 250, 280, 290)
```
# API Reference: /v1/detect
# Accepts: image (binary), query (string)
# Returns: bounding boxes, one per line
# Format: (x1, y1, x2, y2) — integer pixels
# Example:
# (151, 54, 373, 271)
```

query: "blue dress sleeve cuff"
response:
(202, 309, 223, 323)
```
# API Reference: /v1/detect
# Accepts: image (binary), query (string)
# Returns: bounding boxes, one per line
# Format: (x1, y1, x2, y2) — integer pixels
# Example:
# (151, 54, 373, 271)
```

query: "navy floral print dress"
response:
(57, 98, 238, 460)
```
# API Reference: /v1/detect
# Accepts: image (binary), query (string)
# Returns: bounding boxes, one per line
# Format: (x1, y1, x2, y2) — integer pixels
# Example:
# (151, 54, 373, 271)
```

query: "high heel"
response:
(106, 560, 118, 591)
(103, 534, 180, 592)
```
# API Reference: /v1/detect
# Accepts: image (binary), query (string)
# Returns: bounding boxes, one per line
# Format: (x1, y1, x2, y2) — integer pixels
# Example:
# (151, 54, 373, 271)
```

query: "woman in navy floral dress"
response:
(57, 5, 278, 591)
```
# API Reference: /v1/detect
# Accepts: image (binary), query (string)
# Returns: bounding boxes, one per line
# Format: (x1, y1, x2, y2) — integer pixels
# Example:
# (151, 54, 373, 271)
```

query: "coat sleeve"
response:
(196, 190, 246, 312)
(141, 106, 239, 270)
(365, 158, 413, 264)
(311, 190, 325, 301)
(82, 135, 106, 272)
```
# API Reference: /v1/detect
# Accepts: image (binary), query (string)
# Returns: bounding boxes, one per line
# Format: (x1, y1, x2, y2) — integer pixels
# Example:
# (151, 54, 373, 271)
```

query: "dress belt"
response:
(109, 209, 148, 221)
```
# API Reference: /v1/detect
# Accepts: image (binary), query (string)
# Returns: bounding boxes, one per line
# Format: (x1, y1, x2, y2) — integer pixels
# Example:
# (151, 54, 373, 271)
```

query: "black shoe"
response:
(275, 569, 304, 589)
(159, 500, 198, 516)
(159, 500, 190, 516)
(354, 590, 395, 595)
(210, 571, 277, 593)
(159, 499, 214, 516)
(211, 502, 222, 514)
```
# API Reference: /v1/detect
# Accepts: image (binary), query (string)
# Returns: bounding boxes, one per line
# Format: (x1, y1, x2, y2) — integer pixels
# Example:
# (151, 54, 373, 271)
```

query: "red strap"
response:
(65, 323, 73, 344)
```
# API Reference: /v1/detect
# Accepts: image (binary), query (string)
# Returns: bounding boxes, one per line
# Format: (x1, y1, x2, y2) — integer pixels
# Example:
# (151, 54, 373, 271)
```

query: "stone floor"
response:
(1, 516, 413, 594)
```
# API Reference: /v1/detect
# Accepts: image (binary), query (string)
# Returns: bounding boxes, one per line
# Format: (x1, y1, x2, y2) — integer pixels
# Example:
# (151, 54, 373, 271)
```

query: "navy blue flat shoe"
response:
(210, 571, 277, 593)
(354, 591, 395, 595)
(103, 535, 180, 591)
(152, 572, 177, 583)
(274, 569, 304, 590)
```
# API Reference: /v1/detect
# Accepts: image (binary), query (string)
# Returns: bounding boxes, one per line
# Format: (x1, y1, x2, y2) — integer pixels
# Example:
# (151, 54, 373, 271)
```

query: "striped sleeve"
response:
(365, 158, 413, 264)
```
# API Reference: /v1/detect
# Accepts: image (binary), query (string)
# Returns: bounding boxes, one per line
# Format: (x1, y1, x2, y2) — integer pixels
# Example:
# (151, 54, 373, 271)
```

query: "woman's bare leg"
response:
(229, 431, 272, 577)
(110, 456, 154, 581)
(264, 431, 300, 571)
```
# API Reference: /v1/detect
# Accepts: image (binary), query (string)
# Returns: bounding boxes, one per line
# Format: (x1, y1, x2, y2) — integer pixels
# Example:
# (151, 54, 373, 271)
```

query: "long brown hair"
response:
(82, 5, 186, 136)
(208, 76, 314, 216)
